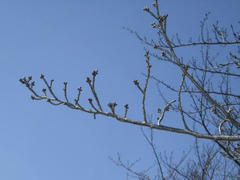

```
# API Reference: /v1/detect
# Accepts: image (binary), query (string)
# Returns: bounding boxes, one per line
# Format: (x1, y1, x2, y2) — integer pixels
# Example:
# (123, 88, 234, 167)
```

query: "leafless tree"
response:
(110, 128, 239, 180)
(20, 0, 240, 177)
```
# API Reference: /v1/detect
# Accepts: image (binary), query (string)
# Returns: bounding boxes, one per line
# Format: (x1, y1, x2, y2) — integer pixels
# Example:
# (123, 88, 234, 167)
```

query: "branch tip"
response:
(92, 70, 98, 77)
(86, 77, 91, 84)
(133, 80, 139, 86)
(143, 6, 150, 12)
(40, 74, 44, 79)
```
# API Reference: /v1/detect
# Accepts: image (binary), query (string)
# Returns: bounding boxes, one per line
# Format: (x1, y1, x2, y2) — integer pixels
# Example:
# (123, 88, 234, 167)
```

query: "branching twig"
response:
(86, 70, 103, 111)
(18, 75, 240, 141)
(133, 51, 152, 123)
(178, 69, 190, 130)
(157, 100, 176, 125)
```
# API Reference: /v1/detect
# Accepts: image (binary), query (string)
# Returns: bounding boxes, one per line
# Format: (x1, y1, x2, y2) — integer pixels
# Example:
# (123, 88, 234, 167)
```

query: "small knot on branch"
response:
(151, 22, 157, 28)
(40, 74, 45, 79)
(154, 43, 160, 49)
(161, 51, 166, 57)
(145, 50, 149, 57)
(145, 51, 151, 69)
(124, 104, 129, 118)
(211, 105, 217, 114)
(152, 2, 156, 7)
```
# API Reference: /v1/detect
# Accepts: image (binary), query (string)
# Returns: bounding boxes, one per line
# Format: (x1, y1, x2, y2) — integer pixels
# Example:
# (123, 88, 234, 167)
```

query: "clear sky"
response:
(0, 0, 239, 179)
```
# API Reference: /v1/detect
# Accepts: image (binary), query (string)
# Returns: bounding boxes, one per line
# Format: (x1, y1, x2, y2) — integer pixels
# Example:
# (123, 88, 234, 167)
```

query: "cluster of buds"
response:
(86, 77, 91, 84)
(159, 14, 168, 23)
(92, 70, 98, 77)
(74, 87, 82, 106)
(133, 80, 139, 86)
(124, 104, 129, 118)
(142, 6, 150, 12)
(108, 102, 117, 114)
(42, 88, 47, 96)
(40, 74, 44, 79)
(19, 76, 35, 88)
(86, 70, 99, 85)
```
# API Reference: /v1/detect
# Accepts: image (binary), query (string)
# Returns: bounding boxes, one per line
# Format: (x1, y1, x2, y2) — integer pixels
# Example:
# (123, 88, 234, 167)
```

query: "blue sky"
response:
(1, 0, 240, 179)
